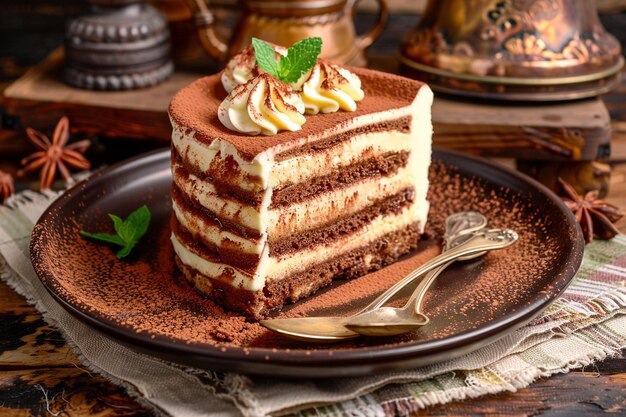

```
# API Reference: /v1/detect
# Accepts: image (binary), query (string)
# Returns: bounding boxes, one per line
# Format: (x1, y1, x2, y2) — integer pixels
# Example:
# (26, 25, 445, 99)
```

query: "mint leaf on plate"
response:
(80, 205, 151, 259)
(252, 38, 280, 78)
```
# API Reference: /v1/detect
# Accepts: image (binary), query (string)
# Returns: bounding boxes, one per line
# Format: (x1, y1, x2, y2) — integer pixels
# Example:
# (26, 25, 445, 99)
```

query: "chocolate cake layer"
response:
(270, 151, 410, 208)
(175, 222, 422, 319)
(169, 67, 427, 160)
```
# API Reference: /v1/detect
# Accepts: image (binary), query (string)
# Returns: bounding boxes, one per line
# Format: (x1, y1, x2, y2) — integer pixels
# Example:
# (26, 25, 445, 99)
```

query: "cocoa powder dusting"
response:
(33, 159, 572, 356)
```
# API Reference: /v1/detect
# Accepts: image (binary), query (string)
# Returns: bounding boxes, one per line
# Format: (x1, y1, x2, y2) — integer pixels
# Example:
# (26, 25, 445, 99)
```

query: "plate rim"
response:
(30, 147, 585, 373)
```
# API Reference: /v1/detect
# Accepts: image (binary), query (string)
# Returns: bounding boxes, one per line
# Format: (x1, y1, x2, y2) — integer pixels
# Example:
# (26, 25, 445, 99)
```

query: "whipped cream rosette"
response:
(218, 73, 306, 136)
(296, 60, 364, 114)
(221, 44, 287, 93)
(218, 38, 367, 135)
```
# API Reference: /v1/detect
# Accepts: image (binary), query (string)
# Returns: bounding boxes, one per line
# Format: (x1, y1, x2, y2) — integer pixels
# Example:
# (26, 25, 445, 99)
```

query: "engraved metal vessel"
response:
(400, 0, 624, 101)
(184, 0, 388, 66)
(64, 0, 173, 90)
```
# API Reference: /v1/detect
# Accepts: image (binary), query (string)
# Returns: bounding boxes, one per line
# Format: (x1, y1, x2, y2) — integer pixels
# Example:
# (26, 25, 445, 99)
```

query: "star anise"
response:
(558, 178, 623, 243)
(20, 117, 91, 190)
(0, 170, 14, 203)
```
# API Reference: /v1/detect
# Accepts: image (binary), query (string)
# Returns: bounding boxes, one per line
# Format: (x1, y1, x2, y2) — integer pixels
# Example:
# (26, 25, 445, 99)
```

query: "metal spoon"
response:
(260, 212, 486, 342)
(341, 211, 494, 337)
(261, 228, 515, 342)
(260, 217, 505, 343)
(344, 228, 519, 336)
(260, 213, 491, 342)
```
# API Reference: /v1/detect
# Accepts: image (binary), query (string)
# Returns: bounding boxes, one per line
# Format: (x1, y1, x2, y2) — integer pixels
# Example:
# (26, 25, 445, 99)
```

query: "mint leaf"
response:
(116, 244, 134, 259)
(108, 214, 126, 237)
(80, 205, 151, 259)
(252, 38, 279, 78)
(79, 231, 125, 246)
(251, 37, 323, 84)
(278, 37, 322, 83)
(125, 205, 151, 242)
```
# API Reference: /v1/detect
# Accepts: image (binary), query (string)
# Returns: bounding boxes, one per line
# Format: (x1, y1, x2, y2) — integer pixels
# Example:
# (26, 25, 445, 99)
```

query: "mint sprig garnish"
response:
(80, 205, 151, 259)
(252, 38, 279, 78)
(252, 37, 322, 84)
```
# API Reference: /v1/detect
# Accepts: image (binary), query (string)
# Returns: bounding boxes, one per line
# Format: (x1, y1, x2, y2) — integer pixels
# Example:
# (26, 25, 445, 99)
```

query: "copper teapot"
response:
(400, 0, 623, 100)
(184, 0, 388, 66)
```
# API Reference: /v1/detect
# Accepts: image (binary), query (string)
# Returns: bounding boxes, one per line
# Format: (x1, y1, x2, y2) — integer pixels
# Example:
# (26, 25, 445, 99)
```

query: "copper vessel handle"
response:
(352, 0, 388, 49)
(184, 0, 229, 61)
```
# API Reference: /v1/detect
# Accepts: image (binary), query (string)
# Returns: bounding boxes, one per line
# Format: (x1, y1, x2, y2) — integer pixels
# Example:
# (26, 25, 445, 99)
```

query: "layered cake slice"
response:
(169, 39, 433, 319)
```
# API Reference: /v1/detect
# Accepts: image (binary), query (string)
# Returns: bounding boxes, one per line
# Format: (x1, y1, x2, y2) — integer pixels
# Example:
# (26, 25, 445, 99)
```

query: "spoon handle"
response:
(357, 229, 517, 314)
(405, 260, 452, 325)
(410, 265, 445, 308)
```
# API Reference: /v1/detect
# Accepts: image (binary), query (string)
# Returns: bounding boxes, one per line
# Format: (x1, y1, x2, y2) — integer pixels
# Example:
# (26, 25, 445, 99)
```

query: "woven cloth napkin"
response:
(1, 189, 626, 417)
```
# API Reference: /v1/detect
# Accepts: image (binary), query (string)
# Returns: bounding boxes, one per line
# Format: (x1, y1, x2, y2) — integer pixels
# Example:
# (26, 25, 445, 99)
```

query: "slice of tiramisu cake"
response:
(169, 38, 433, 319)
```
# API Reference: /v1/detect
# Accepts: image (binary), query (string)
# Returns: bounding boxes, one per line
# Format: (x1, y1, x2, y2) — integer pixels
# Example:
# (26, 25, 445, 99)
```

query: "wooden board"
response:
(3, 49, 202, 141)
(431, 97, 612, 161)
(366, 55, 611, 162)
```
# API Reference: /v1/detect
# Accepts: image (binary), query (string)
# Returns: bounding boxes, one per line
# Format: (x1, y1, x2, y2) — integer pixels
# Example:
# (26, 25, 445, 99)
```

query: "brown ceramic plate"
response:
(31, 148, 583, 378)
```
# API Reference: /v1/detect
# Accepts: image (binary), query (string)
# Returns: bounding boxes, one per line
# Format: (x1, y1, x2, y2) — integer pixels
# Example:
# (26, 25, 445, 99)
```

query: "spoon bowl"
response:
(261, 316, 359, 342)
(345, 307, 430, 337)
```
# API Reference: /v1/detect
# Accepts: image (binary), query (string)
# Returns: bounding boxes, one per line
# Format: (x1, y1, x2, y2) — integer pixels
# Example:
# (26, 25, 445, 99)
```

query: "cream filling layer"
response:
(172, 124, 416, 192)
(170, 115, 272, 193)
(406, 87, 433, 220)
(171, 203, 426, 292)
(270, 131, 412, 189)
(173, 161, 421, 239)
(172, 200, 262, 255)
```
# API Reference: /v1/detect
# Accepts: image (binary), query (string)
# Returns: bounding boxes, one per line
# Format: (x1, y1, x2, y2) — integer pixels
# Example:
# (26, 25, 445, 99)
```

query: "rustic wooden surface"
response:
(1, 5, 626, 417)
(431, 97, 611, 161)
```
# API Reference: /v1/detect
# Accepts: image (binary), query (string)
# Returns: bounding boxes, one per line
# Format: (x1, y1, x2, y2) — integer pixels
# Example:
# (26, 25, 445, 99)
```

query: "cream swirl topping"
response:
(296, 61, 365, 114)
(221, 44, 287, 93)
(218, 73, 306, 135)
